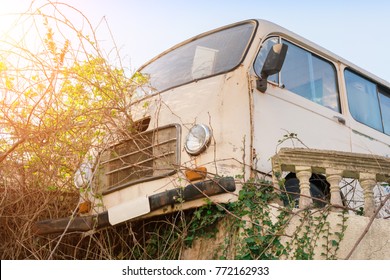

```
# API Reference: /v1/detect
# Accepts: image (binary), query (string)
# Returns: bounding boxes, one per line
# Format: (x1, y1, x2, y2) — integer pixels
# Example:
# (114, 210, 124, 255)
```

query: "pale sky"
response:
(1, 0, 390, 82)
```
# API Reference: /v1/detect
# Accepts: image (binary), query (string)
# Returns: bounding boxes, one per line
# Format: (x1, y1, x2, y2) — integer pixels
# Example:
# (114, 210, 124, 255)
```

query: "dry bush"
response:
(0, 1, 142, 259)
(0, 184, 78, 259)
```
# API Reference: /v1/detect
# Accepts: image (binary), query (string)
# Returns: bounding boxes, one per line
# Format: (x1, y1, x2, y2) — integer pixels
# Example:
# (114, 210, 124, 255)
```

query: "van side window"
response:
(281, 41, 340, 112)
(345, 70, 383, 132)
(379, 89, 390, 135)
(254, 38, 340, 112)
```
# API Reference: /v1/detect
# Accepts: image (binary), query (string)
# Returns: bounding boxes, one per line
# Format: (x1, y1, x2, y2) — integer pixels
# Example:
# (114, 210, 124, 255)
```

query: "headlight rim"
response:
(184, 124, 212, 156)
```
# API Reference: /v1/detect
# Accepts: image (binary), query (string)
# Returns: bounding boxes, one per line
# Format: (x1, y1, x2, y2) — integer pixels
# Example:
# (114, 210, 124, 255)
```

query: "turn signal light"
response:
(78, 201, 91, 214)
(185, 167, 207, 181)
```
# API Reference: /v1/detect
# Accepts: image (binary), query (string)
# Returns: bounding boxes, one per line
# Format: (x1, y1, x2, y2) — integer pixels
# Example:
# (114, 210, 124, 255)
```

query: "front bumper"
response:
(33, 177, 236, 235)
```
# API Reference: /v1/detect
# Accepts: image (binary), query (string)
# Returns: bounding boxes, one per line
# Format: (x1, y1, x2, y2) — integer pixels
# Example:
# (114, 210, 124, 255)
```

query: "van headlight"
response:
(74, 163, 93, 188)
(184, 124, 212, 155)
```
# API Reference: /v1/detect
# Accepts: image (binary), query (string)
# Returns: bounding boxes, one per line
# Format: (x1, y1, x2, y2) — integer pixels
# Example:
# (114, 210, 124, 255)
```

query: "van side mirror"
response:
(256, 43, 288, 93)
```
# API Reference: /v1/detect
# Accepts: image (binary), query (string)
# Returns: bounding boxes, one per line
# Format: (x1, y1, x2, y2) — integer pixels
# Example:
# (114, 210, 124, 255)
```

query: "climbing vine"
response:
(135, 177, 349, 260)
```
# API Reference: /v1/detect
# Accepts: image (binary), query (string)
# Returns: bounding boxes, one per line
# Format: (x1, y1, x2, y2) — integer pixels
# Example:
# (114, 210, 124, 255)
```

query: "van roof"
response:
(139, 19, 390, 89)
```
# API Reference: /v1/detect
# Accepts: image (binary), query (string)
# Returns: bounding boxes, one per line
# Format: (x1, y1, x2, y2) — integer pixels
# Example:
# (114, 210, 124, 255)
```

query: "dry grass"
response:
(0, 177, 191, 259)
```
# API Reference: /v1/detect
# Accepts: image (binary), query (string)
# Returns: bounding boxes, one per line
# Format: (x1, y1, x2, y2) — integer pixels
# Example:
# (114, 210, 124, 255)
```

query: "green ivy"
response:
(181, 178, 348, 260)
(185, 200, 227, 247)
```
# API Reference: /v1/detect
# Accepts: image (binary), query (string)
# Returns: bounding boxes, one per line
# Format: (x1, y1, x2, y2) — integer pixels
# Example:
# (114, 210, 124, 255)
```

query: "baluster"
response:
(326, 169, 343, 211)
(359, 173, 377, 217)
(296, 166, 313, 209)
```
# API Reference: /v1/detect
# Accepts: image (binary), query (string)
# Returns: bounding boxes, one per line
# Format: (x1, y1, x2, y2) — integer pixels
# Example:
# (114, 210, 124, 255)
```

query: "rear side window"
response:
(345, 69, 384, 133)
(379, 89, 390, 135)
(254, 38, 340, 112)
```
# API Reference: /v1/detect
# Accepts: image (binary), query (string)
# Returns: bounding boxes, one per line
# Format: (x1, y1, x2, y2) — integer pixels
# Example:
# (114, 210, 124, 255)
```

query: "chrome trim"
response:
(184, 124, 212, 156)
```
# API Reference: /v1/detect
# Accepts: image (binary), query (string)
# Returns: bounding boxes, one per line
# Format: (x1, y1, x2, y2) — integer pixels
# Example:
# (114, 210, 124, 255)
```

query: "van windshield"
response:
(139, 22, 256, 93)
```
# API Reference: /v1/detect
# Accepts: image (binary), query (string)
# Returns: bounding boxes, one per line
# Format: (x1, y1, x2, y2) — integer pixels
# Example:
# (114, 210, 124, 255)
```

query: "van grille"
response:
(96, 124, 180, 194)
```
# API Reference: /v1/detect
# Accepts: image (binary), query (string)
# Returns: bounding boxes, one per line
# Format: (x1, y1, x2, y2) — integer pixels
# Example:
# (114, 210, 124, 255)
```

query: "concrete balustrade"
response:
(271, 148, 390, 217)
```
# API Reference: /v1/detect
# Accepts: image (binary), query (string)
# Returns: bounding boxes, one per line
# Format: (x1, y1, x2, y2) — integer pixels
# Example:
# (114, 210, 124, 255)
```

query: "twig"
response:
(0, 138, 26, 163)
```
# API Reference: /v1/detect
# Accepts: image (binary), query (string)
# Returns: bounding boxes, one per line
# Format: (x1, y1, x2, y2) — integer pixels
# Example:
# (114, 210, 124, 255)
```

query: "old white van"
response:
(35, 19, 390, 234)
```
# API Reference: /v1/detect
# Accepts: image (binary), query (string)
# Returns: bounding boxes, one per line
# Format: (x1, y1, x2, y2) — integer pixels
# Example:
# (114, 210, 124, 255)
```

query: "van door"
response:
(251, 37, 352, 174)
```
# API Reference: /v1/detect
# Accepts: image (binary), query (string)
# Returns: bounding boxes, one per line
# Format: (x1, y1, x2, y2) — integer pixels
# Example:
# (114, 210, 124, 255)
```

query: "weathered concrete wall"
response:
(181, 210, 390, 260)
(336, 214, 390, 259)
